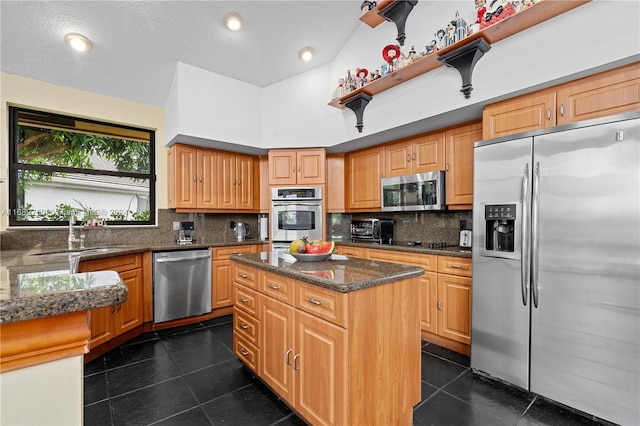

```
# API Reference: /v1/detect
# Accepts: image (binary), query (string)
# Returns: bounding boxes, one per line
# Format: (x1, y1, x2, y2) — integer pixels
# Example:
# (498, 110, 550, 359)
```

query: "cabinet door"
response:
(114, 268, 144, 335)
(346, 146, 383, 210)
(384, 141, 412, 177)
(556, 63, 640, 125)
(268, 150, 297, 185)
(326, 154, 345, 212)
(260, 296, 295, 402)
(294, 310, 347, 426)
(413, 132, 446, 173)
(197, 149, 217, 209)
(212, 259, 233, 308)
(236, 154, 254, 210)
(216, 151, 236, 209)
(482, 91, 556, 140)
(171, 144, 198, 208)
(420, 271, 438, 334)
(445, 122, 482, 207)
(437, 274, 472, 345)
(89, 306, 114, 349)
(297, 149, 325, 184)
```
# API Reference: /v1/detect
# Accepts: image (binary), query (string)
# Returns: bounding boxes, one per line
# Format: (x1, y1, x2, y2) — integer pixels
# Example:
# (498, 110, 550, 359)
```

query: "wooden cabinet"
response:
(79, 253, 144, 349)
(326, 153, 345, 212)
(167, 144, 216, 209)
(212, 245, 258, 310)
(216, 152, 255, 210)
(268, 148, 326, 185)
(445, 121, 482, 208)
(334, 244, 364, 258)
(483, 63, 640, 139)
(232, 262, 420, 425)
(345, 146, 384, 211)
(436, 256, 472, 347)
(384, 132, 446, 177)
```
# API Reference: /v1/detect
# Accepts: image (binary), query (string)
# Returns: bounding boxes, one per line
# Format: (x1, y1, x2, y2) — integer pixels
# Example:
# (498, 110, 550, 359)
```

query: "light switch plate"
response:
(172, 221, 180, 231)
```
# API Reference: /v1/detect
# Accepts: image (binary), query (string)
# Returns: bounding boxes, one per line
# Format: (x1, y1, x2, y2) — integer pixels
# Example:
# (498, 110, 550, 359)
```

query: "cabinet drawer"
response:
(296, 283, 347, 328)
(233, 307, 260, 347)
(233, 263, 258, 289)
(212, 245, 256, 260)
(79, 253, 142, 273)
(437, 256, 472, 277)
(367, 248, 436, 272)
(234, 283, 260, 316)
(260, 271, 295, 305)
(335, 245, 364, 258)
(233, 333, 260, 373)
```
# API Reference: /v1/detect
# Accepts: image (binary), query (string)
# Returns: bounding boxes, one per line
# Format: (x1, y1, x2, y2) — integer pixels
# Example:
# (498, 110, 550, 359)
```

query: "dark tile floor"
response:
(84, 316, 609, 426)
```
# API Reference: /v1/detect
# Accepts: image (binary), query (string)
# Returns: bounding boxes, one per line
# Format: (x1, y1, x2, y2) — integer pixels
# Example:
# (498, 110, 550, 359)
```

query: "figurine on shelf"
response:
(356, 68, 369, 88)
(345, 70, 358, 93)
(481, 0, 516, 30)
(382, 44, 402, 73)
(333, 77, 346, 99)
(469, 0, 487, 34)
(435, 28, 446, 50)
(372, 69, 382, 80)
(403, 46, 418, 65)
(426, 39, 437, 54)
(444, 11, 469, 47)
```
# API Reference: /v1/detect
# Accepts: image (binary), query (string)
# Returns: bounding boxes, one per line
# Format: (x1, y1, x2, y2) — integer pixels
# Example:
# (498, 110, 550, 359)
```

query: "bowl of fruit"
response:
(287, 237, 335, 262)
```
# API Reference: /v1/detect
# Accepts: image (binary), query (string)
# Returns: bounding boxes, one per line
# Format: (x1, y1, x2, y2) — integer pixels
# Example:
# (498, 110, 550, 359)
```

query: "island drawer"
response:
(260, 271, 295, 304)
(437, 256, 472, 277)
(234, 283, 260, 316)
(233, 307, 260, 347)
(335, 244, 364, 258)
(366, 249, 436, 271)
(233, 333, 260, 373)
(234, 263, 259, 289)
(213, 245, 256, 260)
(296, 283, 347, 328)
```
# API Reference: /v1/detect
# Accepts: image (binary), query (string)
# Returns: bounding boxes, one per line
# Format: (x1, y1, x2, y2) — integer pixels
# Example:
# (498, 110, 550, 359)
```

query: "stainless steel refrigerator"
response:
(471, 112, 639, 425)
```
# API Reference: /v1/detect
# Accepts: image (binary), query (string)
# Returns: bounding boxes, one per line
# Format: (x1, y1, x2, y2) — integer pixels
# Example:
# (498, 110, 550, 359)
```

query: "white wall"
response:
(167, 0, 639, 150)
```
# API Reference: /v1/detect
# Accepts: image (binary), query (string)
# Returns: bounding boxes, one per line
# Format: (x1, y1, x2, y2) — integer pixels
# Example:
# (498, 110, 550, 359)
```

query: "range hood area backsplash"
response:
(1, 209, 471, 251)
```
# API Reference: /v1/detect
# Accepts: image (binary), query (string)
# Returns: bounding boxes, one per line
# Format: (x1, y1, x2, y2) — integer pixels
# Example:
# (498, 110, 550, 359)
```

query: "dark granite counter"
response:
(230, 251, 425, 293)
(333, 240, 472, 258)
(0, 239, 269, 324)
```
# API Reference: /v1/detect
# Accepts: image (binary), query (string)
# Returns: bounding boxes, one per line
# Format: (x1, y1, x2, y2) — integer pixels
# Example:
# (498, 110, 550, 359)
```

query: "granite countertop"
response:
(0, 239, 269, 324)
(230, 251, 425, 293)
(333, 240, 473, 258)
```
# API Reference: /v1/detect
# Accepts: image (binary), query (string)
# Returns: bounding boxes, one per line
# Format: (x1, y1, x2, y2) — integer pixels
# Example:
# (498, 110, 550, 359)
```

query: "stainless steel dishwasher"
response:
(153, 248, 211, 323)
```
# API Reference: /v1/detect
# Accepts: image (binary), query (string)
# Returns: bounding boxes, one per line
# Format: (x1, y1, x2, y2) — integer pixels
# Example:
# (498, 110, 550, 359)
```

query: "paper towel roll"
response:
(260, 217, 269, 240)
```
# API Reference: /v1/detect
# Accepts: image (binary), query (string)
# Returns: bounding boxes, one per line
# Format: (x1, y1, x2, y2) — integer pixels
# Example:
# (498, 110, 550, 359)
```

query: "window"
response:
(8, 107, 155, 226)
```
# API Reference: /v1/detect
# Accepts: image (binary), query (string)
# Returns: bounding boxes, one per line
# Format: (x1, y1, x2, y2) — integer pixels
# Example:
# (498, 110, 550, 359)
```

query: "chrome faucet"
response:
(68, 210, 84, 250)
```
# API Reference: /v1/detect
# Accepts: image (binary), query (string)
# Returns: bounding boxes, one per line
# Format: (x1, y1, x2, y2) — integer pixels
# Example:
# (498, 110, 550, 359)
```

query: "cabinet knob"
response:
(412, 152, 416, 160)
(193, 175, 197, 182)
(199, 176, 202, 182)
(559, 104, 565, 117)
(437, 300, 442, 310)
(546, 108, 551, 121)
(407, 154, 411, 163)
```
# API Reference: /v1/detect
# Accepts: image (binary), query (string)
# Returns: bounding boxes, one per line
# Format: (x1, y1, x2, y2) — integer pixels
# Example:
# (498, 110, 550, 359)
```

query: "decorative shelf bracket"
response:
(341, 93, 373, 133)
(378, 0, 418, 46)
(438, 37, 491, 99)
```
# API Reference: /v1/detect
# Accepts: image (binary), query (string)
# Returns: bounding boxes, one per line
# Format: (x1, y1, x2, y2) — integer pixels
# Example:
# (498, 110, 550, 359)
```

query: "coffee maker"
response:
(176, 221, 194, 245)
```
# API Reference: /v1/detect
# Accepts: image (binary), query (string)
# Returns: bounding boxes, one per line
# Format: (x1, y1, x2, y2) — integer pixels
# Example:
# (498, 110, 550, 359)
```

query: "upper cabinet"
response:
(345, 146, 384, 211)
(445, 121, 482, 208)
(168, 143, 257, 211)
(483, 62, 640, 139)
(384, 131, 445, 177)
(268, 148, 326, 185)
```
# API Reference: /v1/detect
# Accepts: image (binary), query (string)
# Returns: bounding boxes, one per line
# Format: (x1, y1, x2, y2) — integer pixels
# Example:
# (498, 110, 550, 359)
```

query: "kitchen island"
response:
(230, 251, 425, 426)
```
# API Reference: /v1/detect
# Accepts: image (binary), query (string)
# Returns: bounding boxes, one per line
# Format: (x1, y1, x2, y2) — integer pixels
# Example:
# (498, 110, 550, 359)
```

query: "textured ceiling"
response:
(1, 1, 362, 107)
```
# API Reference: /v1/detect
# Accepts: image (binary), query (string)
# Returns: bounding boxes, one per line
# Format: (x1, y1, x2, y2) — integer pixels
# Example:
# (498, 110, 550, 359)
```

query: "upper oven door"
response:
(271, 201, 323, 242)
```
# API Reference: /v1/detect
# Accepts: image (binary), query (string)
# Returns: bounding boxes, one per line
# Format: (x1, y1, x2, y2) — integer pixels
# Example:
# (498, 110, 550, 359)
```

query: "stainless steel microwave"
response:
(381, 171, 446, 211)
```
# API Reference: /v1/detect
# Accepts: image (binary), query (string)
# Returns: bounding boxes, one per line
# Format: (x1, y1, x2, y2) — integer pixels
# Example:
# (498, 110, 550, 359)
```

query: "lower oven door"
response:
(271, 202, 322, 242)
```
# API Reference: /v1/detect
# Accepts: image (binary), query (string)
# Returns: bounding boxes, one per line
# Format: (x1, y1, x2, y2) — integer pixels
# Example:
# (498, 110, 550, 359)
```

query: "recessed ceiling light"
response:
(224, 13, 244, 31)
(298, 47, 314, 62)
(64, 33, 93, 52)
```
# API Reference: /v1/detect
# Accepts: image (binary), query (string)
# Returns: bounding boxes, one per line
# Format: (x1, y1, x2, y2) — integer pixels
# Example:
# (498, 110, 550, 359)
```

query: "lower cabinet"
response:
(79, 253, 144, 349)
(232, 262, 420, 426)
(211, 245, 258, 310)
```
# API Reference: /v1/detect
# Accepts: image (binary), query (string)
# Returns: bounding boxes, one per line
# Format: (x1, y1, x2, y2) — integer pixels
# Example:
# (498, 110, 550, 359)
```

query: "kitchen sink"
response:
(31, 246, 131, 256)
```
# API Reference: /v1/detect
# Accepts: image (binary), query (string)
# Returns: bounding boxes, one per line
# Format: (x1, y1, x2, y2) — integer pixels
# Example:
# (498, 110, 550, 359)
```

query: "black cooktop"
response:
(390, 240, 455, 249)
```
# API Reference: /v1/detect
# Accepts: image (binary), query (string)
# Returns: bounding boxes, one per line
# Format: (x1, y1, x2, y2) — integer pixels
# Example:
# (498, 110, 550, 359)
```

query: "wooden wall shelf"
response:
(330, 0, 591, 122)
(359, 0, 393, 27)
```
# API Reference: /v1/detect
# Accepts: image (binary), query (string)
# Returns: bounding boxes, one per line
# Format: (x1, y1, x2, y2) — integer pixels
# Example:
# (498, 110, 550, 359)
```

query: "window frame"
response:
(8, 106, 156, 227)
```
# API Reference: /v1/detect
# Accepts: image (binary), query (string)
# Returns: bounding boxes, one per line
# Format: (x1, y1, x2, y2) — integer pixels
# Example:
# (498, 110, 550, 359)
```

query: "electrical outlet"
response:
(230, 220, 235, 229)
(172, 221, 180, 231)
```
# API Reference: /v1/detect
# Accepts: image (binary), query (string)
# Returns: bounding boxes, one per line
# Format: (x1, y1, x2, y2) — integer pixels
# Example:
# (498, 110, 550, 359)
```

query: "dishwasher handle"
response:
(155, 254, 211, 263)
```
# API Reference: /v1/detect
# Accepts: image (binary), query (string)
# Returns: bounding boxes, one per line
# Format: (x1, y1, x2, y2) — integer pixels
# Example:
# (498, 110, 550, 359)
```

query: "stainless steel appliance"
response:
(271, 187, 322, 242)
(351, 218, 394, 244)
(153, 249, 212, 323)
(471, 113, 640, 425)
(381, 171, 445, 211)
(176, 221, 194, 245)
(234, 222, 250, 242)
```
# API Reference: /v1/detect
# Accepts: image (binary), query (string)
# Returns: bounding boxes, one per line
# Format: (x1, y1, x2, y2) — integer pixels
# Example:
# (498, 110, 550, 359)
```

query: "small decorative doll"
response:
(382, 44, 401, 72)
(356, 68, 369, 87)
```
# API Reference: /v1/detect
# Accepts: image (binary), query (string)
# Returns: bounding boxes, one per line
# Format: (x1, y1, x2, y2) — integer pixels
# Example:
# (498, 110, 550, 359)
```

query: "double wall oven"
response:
(271, 187, 322, 250)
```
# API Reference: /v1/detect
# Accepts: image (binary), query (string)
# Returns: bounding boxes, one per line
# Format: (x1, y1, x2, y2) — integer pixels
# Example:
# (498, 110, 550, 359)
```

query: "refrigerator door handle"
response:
(521, 163, 530, 306)
(531, 161, 541, 308)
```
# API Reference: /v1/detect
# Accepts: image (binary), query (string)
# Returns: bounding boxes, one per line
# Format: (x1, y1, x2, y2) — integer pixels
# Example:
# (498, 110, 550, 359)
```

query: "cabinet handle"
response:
(285, 349, 293, 365)
(237, 179, 241, 185)
(451, 264, 462, 269)
(239, 273, 248, 278)
(445, 163, 450, 172)
(437, 300, 442, 310)
(297, 166, 300, 173)
(412, 152, 416, 160)
(293, 353, 300, 370)
(268, 284, 281, 290)
(407, 154, 411, 163)
(240, 297, 249, 303)
(117, 305, 122, 311)
(193, 175, 197, 182)
(292, 166, 296, 173)
(240, 323, 249, 329)
(559, 103, 565, 117)
(111, 306, 116, 313)
(309, 298, 323, 305)
(199, 176, 202, 182)
(239, 348, 249, 356)
(546, 108, 551, 121)
(232, 251, 240, 255)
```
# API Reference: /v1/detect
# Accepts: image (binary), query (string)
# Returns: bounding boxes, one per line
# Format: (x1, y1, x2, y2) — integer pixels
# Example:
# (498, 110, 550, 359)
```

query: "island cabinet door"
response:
(260, 296, 295, 402)
(294, 310, 347, 426)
